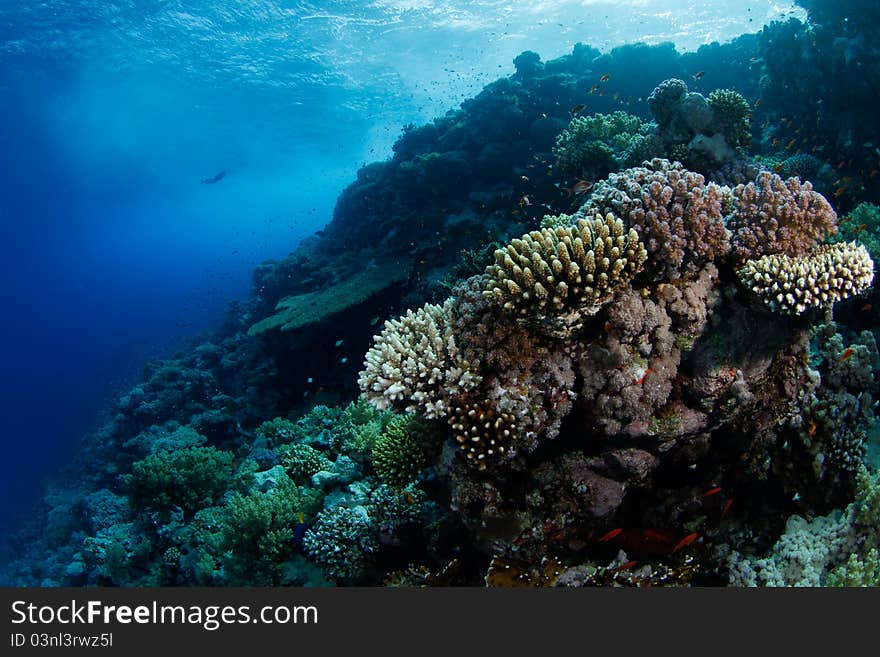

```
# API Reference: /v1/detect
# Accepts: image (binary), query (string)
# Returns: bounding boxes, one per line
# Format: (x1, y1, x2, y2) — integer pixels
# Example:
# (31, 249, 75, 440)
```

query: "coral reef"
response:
(647, 80, 752, 173)
(5, 24, 880, 590)
(723, 465, 880, 586)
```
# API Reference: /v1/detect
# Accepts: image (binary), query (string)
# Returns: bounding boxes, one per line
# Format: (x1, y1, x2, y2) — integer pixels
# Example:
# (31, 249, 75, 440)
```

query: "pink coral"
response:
(582, 159, 730, 280)
(729, 171, 838, 261)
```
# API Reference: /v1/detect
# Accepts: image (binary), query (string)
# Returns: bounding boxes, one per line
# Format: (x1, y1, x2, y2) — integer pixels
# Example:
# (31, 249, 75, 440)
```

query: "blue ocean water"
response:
(0, 1, 805, 547)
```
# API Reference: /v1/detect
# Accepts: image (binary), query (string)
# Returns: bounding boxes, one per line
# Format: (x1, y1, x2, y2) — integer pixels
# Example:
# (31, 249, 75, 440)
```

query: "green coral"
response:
(219, 476, 323, 585)
(825, 548, 880, 586)
(372, 415, 431, 488)
(553, 111, 661, 179)
(707, 89, 751, 150)
(278, 443, 332, 483)
(124, 446, 234, 516)
(254, 417, 298, 447)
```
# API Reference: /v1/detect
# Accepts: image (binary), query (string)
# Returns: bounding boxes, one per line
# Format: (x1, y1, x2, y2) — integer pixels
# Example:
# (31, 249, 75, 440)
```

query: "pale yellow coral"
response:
(738, 241, 874, 315)
(482, 212, 647, 322)
(357, 299, 479, 418)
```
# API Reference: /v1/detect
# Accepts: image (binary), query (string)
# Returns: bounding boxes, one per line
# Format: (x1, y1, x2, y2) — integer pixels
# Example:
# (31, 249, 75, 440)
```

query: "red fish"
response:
(839, 348, 854, 362)
(701, 486, 722, 497)
(672, 532, 700, 553)
(720, 500, 733, 521)
(598, 528, 623, 542)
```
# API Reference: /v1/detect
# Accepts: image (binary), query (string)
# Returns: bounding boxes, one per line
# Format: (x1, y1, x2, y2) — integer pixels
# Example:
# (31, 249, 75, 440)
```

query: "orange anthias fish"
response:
(672, 532, 700, 553)
(692, 70, 706, 81)
(700, 486, 722, 497)
(599, 74, 611, 82)
(839, 347, 855, 362)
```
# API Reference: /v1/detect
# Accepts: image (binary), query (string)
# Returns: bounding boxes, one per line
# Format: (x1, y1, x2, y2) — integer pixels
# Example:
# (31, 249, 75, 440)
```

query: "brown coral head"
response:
(448, 400, 518, 470)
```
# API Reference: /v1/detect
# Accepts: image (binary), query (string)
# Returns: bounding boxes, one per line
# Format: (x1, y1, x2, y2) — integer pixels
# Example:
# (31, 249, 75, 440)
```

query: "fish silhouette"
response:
(201, 170, 228, 184)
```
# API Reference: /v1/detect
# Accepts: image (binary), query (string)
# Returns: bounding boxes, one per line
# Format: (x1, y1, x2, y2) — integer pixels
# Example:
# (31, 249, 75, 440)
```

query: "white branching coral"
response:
(738, 242, 874, 315)
(357, 299, 478, 418)
(482, 212, 647, 322)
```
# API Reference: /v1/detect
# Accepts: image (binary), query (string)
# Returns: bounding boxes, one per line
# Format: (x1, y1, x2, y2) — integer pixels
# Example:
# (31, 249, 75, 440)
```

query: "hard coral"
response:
(358, 299, 479, 419)
(707, 89, 752, 150)
(583, 159, 730, 280)
(482, 212, 647, 331)
(552, 111, 661, 179)
(371, 414, 430, 487)
(737, 242, 874, 315)
(729, 171, 838, 261)
(303, 506, 378, 582)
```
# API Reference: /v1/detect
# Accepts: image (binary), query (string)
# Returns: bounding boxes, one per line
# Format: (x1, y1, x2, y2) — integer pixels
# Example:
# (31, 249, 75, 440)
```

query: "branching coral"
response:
(737, 242, 874, 315)
(481, 213, 646, 330)
(302, 506, 378, 582)
(219, 477, 323, 585)
(357, 299, 479, 418)
(277, 443, 332, 483)
(729, 171, 838, 260)
(552, 111, 661, 179)
(583, 159, 730, 280)
(124, 446, 234, 516)
(371, 414, 430, 487)
(707, 89, 752, 150)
